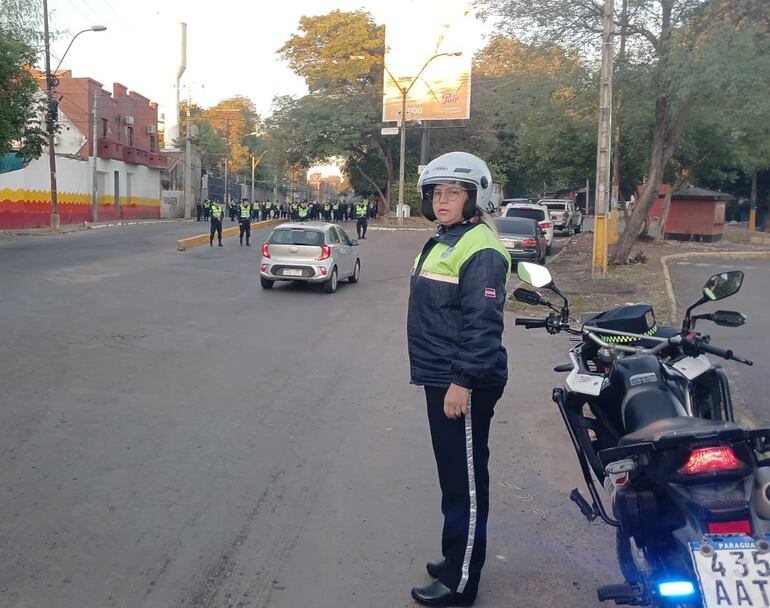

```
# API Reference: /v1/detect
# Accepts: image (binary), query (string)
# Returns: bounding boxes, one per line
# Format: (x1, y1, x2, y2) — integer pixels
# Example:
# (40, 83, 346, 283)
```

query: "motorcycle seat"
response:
(618, 416, 741, 446)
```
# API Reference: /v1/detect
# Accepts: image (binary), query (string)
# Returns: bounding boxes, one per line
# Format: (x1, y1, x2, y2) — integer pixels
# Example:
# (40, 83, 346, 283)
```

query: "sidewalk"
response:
(0, 218, 191, 237)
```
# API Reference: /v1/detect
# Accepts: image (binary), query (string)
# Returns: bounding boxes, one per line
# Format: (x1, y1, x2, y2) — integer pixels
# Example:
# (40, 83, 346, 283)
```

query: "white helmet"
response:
(417, 151, 494, 221)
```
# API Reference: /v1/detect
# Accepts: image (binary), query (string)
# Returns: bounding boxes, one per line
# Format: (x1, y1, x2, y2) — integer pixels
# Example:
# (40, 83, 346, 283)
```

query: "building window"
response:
(101, 118, 108, 138)
(127, 126, 134, 147)
(149, 134, 156, 152)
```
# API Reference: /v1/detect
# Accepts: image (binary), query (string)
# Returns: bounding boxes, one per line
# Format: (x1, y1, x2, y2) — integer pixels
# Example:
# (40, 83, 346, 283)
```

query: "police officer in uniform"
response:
(203, 198, 211, 221)
(355, 199, 368, 239)
(209, 199, 224, 247)
(297, 201, 310, 222)
(238, 198, 252, 246)
(407, 152, 510, 607)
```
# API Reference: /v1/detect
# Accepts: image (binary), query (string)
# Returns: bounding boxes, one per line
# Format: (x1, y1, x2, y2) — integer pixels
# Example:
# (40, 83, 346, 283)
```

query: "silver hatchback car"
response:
(259, 222, 361, 293)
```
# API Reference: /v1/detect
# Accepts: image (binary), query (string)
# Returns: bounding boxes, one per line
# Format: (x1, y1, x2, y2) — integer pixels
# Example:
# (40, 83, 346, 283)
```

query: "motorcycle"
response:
(512, 261, 770, 608)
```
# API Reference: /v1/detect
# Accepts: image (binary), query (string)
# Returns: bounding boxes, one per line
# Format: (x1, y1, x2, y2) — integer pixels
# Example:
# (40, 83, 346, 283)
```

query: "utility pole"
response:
(420, 122, 430, 166)
(42, 0, 60, 230)
(592, 0, 615, 278)
(91, 88, 98, 223)
(184, 87, 193, 219)
(397, 88, 407, 224)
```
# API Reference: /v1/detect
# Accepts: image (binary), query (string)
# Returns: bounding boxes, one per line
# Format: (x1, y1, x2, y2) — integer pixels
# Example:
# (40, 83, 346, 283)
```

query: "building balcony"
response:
(148, 152, 166, 169)
(98, 138, 123, 161)
(123, 146, 149, 165)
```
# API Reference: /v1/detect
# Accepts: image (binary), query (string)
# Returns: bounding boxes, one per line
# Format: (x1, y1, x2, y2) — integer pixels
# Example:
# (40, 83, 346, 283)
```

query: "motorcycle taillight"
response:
(678, 446, 744, 475)
(708, 520, 752, 535)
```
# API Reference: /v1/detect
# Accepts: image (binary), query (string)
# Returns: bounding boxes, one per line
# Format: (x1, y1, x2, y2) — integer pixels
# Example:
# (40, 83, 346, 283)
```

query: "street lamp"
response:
(43, 0, 106, 230)
(384, 51, 462, 225)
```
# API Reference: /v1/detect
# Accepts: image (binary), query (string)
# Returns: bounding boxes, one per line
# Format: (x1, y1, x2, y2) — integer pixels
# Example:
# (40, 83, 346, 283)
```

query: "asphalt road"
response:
(669, 258, 770, 427)
(0, 220, 613, 608)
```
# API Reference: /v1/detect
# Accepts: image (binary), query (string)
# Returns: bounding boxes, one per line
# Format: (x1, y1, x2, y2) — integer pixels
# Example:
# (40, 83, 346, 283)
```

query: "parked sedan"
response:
(259, 222, 361, 294)
(504, 203, 554, 254)
(493, 217, 548, 266)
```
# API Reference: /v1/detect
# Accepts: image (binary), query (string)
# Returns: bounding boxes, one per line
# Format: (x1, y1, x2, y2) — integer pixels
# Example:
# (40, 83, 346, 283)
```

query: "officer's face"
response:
(432, 185, 469, 225)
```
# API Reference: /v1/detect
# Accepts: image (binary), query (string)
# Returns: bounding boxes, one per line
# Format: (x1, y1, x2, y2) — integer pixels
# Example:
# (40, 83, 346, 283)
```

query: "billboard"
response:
(381, 2, 474, 123)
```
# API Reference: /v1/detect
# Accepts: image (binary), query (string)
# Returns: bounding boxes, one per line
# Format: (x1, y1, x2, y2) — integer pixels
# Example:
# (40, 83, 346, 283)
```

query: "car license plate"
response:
(690, 535, 770, 608)
(283, 269, 303, 277)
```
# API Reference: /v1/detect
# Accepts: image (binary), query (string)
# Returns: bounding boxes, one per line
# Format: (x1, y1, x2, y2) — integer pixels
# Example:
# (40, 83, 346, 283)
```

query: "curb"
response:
(87, 220, 180, 230)
(176, 219, 284, 251)
(661, 251, 770, 324)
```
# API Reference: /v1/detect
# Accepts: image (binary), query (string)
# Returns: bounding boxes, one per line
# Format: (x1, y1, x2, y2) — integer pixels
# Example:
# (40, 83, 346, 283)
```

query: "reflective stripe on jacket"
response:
(240, 203, 251, 219)
(407, 221, 511, 388)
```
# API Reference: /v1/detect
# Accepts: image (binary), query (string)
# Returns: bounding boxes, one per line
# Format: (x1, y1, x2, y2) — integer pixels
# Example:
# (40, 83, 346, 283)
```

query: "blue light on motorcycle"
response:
(658, 581, 696, 598)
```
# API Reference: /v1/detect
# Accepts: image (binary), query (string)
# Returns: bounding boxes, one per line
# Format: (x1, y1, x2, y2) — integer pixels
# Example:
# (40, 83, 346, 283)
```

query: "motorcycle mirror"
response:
(517, 262, 553, 289)
(702, 270, 744, 301)
(711, 310, 747, 327)
(513, 287, 544, 306)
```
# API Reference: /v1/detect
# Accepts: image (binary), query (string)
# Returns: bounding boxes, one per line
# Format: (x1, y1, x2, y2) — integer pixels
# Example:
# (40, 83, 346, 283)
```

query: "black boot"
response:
(426, 558, 446, 579)
(411, 580, 475, 607)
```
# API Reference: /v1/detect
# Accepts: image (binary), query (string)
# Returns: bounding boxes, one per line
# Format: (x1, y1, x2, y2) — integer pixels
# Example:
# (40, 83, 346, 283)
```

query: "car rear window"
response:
(543, 202, 567, 211)
(505, 208, 545, 221)
(494, 218, 536, 235)
(269, 229, 324, 246)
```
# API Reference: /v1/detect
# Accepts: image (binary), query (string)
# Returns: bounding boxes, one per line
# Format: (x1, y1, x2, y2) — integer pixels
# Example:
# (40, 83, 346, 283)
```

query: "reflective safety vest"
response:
(297, 206, 309, 218)
(211, 204, 223, 220)
(355, 203, 368, 218)
(323, 203, 331, 211)
(240, 203, 251, 219)
(203, 199, 211, 209)
(332, 202, 339, 210)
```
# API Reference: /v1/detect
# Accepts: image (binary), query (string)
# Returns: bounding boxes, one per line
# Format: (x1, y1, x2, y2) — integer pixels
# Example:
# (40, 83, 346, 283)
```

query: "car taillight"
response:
(708, 520, 752, 535)
(521, 238, 537, 248)
(261, 243, 270, 258)
(678, 447, 744, 475)
(317, 244, 331, 261)
(260, 264, 267, 272)
(540, 222, 552, 230)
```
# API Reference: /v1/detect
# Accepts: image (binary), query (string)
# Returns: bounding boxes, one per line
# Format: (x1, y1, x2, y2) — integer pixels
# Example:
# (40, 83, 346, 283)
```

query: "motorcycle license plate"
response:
(690, 535, 770, 607)
(283, 269, 303, 277)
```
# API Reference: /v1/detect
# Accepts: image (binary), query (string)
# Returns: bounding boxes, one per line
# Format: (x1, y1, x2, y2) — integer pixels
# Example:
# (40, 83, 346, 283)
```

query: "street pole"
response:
(91, 89, 98, 223)
(183, 87, 193, 220)
(397, 88, 407, 225)
(42, 0, 60, 230)
(385, 52, 462, 226)
(592, 0, 614, 279)
(420, 122, 430, 166)
(251, 156, 256, 206)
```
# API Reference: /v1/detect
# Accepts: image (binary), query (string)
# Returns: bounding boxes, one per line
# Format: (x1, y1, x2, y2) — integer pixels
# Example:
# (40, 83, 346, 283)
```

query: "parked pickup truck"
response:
(538, 199, 583, 235)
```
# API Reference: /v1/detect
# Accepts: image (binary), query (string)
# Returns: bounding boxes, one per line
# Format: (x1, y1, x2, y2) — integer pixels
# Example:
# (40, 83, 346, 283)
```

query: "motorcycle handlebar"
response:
(515, 317, 547, 329)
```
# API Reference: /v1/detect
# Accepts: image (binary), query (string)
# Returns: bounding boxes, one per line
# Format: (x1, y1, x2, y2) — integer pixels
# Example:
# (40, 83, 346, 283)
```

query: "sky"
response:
(46, 0, 497, 127)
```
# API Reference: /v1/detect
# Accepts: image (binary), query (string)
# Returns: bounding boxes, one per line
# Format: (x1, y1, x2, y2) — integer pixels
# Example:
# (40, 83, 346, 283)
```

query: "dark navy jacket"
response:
(407, 221, 510, 388)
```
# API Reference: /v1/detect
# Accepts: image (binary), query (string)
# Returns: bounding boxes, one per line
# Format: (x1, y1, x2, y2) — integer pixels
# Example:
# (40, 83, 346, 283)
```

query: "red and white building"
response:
(0, 71, 165, 229)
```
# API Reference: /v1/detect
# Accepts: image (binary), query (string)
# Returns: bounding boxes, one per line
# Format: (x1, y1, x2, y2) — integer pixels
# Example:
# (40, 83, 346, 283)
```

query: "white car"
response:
(503, 203, 554, 254)
(259, 222, 361, 294)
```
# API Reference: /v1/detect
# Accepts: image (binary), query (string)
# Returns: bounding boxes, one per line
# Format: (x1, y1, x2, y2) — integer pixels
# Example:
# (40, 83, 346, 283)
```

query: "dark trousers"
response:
(356, 217, 367, 238)
(210, 219, 222, 244)
(424, 385, 504, 598)
(239, 220, 251, 244)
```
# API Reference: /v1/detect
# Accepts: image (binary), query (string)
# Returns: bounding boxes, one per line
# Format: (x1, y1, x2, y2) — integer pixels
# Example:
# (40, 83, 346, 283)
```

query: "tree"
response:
(477, 0, 770, 263)
(0, 27, 47, 159)
(201, 96, 259, 178)
(278, 10, 404, 210)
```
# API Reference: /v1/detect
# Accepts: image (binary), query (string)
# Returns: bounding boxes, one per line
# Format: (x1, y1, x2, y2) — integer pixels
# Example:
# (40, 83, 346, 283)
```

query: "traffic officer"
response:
(238, 198, 252, 246)
(209, 199, 224, 247)
(323, 201, 332, 221)
(407, 152, 510, 607)
(228, 198, 238, 222)
(355, 199, 368, 239)
(297, 201, 310, 222)
(203, 198, 211, 221)
(332, 200, 340, 222)
(196, 199, 202, 221)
